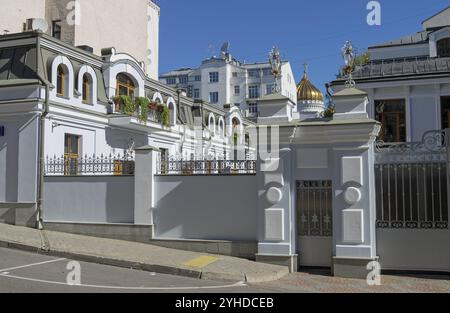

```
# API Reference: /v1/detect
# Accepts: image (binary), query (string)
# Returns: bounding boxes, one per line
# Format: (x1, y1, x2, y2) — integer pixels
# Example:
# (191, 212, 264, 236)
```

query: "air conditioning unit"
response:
(23, 18, 48, 33)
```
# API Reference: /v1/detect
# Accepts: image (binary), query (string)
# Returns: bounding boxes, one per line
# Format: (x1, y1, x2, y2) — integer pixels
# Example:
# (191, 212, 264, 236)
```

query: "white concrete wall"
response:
(43, 176, 134, 223)
(377, 229, 450, 272)
(154, 175, 258, 241)
(0, 114, 39, 203)
(0, 0, 46, 34)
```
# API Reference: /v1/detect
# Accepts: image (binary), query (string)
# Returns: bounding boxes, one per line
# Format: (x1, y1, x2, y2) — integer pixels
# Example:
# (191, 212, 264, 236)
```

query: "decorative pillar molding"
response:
(330, 87, 381, 278)
(134, 145, 160, 226)
(255, 146, 298, 272)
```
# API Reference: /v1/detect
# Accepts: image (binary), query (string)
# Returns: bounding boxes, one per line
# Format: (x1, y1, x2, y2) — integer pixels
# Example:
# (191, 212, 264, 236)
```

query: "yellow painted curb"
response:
(183, 256, 219, 268)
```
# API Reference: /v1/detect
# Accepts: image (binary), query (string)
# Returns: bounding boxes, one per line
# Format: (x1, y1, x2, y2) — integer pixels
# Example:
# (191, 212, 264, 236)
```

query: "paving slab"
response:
(0, 223, 289, 283)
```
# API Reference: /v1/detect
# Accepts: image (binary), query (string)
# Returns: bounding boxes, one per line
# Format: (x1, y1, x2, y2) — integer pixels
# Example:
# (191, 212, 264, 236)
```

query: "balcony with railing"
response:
(336, 56, 450, 80)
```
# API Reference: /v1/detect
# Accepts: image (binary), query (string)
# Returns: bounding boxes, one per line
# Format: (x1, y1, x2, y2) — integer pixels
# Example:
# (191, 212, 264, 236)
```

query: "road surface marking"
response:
(0, 273, 247, 290)
(0, 258, 66, 273)
(183, 256, 219, 268)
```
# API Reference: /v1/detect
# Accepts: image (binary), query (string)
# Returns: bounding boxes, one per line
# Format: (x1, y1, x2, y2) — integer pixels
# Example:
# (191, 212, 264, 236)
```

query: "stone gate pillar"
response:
(330, 88, 381, 278)
(134, 145, 160, 226)
(255, 132, 298, 272)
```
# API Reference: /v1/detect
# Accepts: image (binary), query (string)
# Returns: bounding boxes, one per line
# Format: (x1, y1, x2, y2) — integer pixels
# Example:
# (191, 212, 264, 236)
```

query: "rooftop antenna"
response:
(220, 41, 231, 61)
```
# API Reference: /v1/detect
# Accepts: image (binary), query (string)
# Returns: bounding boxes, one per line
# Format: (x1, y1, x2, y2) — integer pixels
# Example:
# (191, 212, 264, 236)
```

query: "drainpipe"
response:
(35, 32, 50, 230)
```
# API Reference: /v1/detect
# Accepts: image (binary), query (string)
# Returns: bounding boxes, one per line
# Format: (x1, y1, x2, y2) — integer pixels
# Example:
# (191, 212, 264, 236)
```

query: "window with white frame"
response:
(166, 77, 176, 85)
(232, 72, 238, 78)
(179, 75, 188, 84)
(209, 72, 219, 83)
(209, 92, 219, 103)
(194, 75, 201, 82)
(194, 88, 200, 99)
(248, 69, 260, 78)
(248, 85, 259, 99)
(234, 85, 240, 95)
(248, 102, 258, 114)
(266, 84, 275, 95)
(263, 68, 272, 76)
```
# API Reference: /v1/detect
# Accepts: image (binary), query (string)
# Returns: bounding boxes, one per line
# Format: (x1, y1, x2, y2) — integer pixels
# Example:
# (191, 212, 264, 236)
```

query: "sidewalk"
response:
(0, 223, 289, 283)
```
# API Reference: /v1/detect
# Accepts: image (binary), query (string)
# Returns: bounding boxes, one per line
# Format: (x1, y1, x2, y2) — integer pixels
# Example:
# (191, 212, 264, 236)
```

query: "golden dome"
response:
(296, 65, 324, 102)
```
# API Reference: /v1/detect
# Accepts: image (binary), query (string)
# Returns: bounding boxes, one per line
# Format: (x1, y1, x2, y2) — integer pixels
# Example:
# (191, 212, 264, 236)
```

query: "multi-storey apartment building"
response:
(0, 0, 160, 79)
(159, 49, 297, 118)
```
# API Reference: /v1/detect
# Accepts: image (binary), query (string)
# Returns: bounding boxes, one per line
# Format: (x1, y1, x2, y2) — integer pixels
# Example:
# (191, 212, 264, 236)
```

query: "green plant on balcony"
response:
(134, 97, 149, 123)
(113, 95, 134, 115)
(161, 106, 171, 127)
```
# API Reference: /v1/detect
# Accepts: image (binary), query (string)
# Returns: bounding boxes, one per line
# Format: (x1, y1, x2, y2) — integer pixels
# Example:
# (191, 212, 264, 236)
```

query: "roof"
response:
(369, 30, 430, 49)
(422, 6, 450, 24)
(160, 68, 194, 77)
(333, 87, 367, 97)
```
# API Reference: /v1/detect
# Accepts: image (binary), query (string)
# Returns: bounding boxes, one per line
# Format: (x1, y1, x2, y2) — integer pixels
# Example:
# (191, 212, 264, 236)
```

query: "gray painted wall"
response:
(154, 175, 257, 241)
(43, 176, 134, 223)
(0, 114, 39, 203)
(377, 229, 450, 272)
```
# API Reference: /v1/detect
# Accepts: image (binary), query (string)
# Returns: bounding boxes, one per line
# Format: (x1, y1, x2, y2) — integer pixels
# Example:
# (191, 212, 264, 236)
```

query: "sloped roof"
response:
(370, 30, 430, 48)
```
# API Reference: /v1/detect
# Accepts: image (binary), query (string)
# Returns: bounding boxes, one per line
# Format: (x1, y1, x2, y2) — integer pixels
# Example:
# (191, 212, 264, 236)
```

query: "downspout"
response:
(35, 32, 50, 230)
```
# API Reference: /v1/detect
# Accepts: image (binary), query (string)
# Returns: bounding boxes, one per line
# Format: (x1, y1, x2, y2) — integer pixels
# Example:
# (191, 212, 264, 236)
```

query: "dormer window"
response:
(116, 73, 135, 98)
(437, 38, 450, 57)
(56, 65, 66, 97)
(82, 74, 92, 104)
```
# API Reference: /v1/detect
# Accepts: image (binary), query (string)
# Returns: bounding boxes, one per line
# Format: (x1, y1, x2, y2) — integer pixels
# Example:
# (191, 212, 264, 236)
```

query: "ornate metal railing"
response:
(375, 130, 448, 164)
(45, 153, 135, 176)
(374, 130, 449, 229)
(157, 157, 256, 176)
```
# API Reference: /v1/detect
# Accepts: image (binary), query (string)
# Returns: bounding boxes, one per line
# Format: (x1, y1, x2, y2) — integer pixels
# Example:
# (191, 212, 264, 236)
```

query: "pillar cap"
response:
(135, 145, 161, 152)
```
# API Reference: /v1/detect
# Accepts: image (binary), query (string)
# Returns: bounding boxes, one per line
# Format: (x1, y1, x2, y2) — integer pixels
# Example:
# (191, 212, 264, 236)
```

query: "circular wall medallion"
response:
(344, 187, 362, 205)
(266, 187, 283, 204)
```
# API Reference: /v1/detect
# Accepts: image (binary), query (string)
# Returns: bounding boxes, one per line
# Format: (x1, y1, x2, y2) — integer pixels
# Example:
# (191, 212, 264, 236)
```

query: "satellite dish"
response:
(221, 41, 230, 54)
(31, 18, 49, 33)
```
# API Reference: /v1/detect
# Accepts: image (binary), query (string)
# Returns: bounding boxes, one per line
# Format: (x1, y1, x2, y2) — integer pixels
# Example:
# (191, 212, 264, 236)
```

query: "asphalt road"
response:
(1, 247, 449, 293)
(0, 247, 278, 293)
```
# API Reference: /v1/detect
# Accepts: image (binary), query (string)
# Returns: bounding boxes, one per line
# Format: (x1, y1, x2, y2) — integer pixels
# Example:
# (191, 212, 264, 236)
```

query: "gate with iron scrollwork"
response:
(374, 130, 449, 230)
(296, 180, 333, 268)
(374, 129, 450, 272)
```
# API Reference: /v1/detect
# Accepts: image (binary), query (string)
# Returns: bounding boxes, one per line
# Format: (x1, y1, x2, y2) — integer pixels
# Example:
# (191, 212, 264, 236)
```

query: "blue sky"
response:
(158, 0, 450, 93)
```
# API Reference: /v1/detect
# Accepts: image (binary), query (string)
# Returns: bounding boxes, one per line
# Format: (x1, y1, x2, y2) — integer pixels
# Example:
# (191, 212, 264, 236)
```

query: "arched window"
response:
(116, 73, 135, 98)
(82, 73, 92, 104)
(56, 65, 66, 97)
(437, 38, 450, 57)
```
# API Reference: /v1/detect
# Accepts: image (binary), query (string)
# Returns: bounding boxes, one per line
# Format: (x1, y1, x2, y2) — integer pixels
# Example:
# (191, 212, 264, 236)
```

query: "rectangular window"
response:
(64, 134, 81, 176)
(209, 92, 219, 104)
(194, 89, 200, 99)
(441, 97, 450, 129)
(248, 69, 260, 78)
(375, 99, 406, 143)
(266, 84, 275, 95)
(194, 75, 201, 82)
(179, 75, 188, 84)
(248, 102, 258, 114)
(248, 85, 260, 99)
(52, 20, 62, 40)
(187, 85, 193, 98)
(263, 68, 273, 76)
(232, 72, 238, 78)
(166, 77, 176, 85)
(209, 72, 219, 83)
(234, 85, 240, 95)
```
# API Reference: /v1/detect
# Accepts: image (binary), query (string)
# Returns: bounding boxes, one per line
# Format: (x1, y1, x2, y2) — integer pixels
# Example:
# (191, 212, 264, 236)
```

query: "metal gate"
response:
(375, 130, 449, 229)
(296, 180, 333, 267)
(374, 130, 450, 272)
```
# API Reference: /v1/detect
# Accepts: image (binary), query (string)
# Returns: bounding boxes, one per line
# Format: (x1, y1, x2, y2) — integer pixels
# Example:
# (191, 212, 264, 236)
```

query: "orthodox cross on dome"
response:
(302, 62, 309, 78)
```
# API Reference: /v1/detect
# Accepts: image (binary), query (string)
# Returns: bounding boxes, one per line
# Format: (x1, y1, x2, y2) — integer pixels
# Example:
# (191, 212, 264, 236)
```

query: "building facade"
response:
(159, 49, 297, 119)
(0, 0, 160, 79)
(331, 6, 450, 143)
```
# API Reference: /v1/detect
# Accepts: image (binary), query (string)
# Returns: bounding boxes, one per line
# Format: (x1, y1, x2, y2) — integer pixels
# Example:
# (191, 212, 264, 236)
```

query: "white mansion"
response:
(331, 6, 450, 143)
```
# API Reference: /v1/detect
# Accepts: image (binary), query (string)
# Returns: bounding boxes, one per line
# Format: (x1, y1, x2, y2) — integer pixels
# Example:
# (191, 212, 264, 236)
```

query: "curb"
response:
(0, 239, 286, 283)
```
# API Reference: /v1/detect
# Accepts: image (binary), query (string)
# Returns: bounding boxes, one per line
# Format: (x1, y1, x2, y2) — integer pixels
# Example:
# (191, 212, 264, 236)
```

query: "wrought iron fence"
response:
(297, 180, 333, 237)
(45, 153, 135, 176)
(374, 130, 449, 229)
(157, 157, 256, 175)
